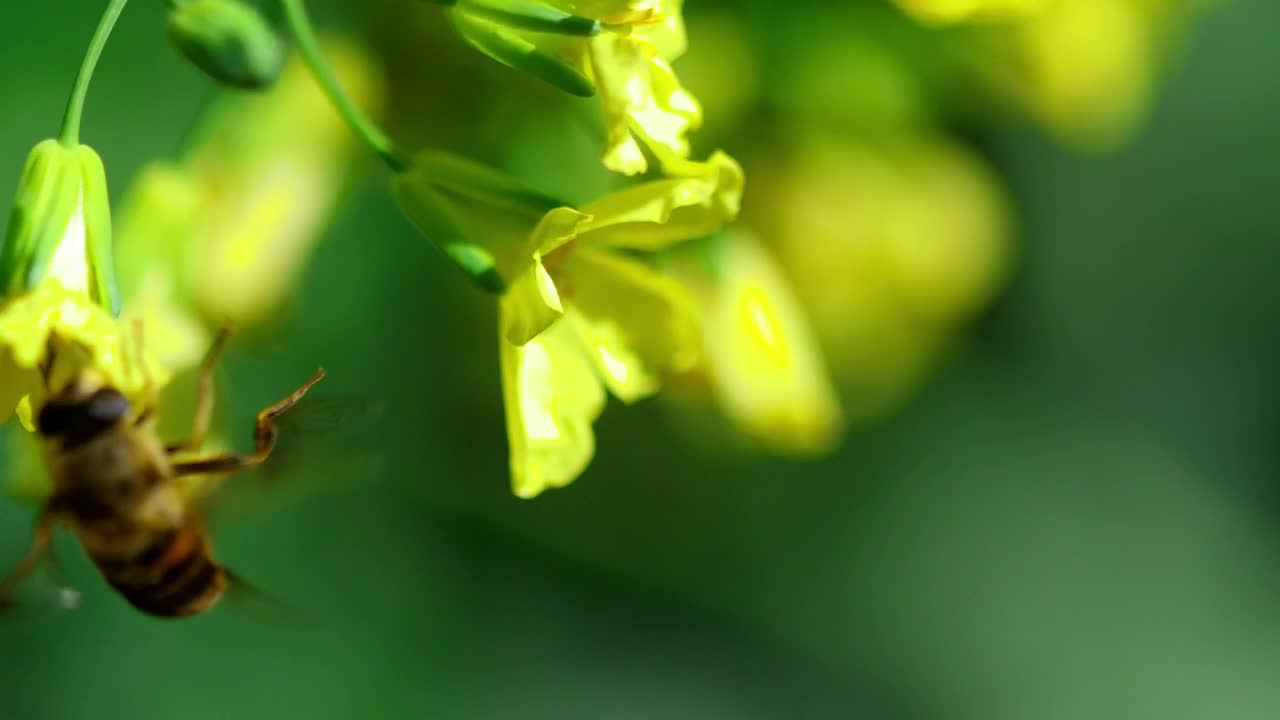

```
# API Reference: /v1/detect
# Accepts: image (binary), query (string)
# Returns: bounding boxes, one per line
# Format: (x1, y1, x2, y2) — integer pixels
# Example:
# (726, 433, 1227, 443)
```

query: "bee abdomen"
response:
(93, 526, 228, 618)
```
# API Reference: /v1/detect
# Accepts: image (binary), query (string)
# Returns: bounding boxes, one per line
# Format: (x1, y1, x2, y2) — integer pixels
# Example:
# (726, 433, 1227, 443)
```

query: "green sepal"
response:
(1, 140, 78, 301)
(447, 7, 596, 97)
(392, 151, 578, 294)
(78, 146, 120, 317)
(411, 151, 570, 216)
(0, 141, 119, 315)
(459, 0, 601, 37)
(167, 0, 286, 90)
(392, 171, 507, 294)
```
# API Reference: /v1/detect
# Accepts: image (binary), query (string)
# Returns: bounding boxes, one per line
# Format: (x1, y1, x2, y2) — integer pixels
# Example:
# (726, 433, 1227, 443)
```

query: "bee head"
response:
(37, 372, 131, 445)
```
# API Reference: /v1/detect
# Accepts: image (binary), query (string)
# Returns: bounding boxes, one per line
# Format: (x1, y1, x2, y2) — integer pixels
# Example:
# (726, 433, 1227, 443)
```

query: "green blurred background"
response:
(2, 1, 1280, 718)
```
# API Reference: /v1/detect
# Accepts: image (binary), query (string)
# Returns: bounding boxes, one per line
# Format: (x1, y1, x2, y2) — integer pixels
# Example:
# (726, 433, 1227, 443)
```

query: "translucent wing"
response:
(182, 392, 386, 521)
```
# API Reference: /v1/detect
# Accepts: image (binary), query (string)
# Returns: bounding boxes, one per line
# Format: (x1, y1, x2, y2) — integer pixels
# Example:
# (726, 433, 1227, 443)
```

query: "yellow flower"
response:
(445, 0, 701, 174)
(113, 163, 210, 375)
(671, 231, 842, 454)
(893, 0, 1051, 24)
(114, 38, 380, 335)
(766, 132, 1011, 421)
(500, 152, 742, 496)
(0, 140, 161, 426)
(1005, 0, 1154, 149)
(584, 0, 701, 174)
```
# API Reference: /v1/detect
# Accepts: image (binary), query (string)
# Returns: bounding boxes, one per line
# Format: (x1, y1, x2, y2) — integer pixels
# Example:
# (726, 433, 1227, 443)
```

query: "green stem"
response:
(278, 0, 408, 171)
(59, 0, 130, 147)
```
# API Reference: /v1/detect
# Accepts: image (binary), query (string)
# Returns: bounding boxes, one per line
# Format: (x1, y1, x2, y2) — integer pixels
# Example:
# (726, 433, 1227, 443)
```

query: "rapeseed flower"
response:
(443, 0, 701, 174)
(397, 148, 741, 496)
(0, 140, 159, 426)
(500, 151, 741, 496)
(114, 38, 379, 337)
(670, 230, 842, 454)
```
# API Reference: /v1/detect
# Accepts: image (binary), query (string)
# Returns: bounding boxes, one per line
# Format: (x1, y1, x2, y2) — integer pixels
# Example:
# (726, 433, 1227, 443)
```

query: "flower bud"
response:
(167, 0, 285, 90)
(0, 139, 118, 314)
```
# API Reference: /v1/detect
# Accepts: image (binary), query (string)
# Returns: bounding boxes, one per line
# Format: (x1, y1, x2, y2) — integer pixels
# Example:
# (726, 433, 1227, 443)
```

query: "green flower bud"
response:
(0, 140, 118, 314)
(391, 151, 571, 293)
(167, 0, 285, 90)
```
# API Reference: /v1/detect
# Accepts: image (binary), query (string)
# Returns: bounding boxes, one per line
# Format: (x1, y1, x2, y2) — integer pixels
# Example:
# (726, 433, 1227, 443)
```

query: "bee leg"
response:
(170, 367, 326, 476)
(165, 327, 232, 453)
(0, 508, 56, 610)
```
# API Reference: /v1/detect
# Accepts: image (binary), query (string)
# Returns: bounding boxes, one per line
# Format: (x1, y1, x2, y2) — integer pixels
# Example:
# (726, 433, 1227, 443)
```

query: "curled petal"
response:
(576, 151, 742, 249)
(501, 254, 564, 345)
(500, 311, 606, 497)
(499, 205, 588, 344)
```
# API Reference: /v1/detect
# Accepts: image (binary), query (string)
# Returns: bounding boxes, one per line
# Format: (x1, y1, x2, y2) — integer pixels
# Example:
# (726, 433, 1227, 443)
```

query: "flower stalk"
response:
(59, 0, 130, 147)
(278, 0, 408, 171)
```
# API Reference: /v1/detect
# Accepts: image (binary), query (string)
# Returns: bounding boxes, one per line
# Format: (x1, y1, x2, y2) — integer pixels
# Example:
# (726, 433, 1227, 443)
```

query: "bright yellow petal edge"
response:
(500, 310, 606, 498)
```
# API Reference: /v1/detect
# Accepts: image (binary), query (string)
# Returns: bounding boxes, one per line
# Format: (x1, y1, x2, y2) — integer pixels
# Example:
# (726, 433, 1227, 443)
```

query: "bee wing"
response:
(217, 569, 317, 626)
(0, 574, 81, 620)
(187, 393, 386, 520)
(0, 538, 82, 622)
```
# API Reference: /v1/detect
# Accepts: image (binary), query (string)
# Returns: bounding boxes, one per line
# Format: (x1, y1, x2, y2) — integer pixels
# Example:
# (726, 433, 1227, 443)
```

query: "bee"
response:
(0, 330, 323, 618)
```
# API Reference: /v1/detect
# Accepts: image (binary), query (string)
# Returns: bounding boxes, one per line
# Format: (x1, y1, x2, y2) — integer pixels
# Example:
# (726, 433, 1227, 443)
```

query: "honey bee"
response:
(0, 330, 323, 618)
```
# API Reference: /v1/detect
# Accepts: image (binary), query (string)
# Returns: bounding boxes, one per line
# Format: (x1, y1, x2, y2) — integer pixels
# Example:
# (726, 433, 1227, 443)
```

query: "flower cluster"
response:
(1, 0, 1213, 502)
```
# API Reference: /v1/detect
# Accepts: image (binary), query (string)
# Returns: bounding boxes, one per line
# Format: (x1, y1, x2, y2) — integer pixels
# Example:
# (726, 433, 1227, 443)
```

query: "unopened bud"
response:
(0, 140, 118, 314)
(167, 0, 285, 90)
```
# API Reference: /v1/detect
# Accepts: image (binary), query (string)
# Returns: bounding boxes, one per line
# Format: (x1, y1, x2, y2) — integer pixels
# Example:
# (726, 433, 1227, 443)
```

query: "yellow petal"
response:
(577, 151, 743, 250)
(559, 246, 700, 402)
(588, 18, 702, 175)
(0, 281, 167, 419)
(500, 310, 606, 497)
(501, 254, 564, 345)
(696, 231, 842, 454)
(499, 206, 589, 344)
(631, 0, 687, 61)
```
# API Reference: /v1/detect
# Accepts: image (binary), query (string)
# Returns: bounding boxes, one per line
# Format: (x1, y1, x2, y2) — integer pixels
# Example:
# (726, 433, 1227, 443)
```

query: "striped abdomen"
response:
(89, 521, 228, 618)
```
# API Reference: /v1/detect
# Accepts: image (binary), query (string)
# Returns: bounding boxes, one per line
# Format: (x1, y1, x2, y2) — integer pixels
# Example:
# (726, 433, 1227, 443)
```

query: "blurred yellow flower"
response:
(672, 230, 842, 454)
(1006, 0, 1153, 149)
(893, 0, 1050, 24)
(766, 132, 1011, 421)
(500, 152, 742, 497)
(114, 163, 210, 376)
(446, 0, 701, 175)
(114, 38, 379, 335)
